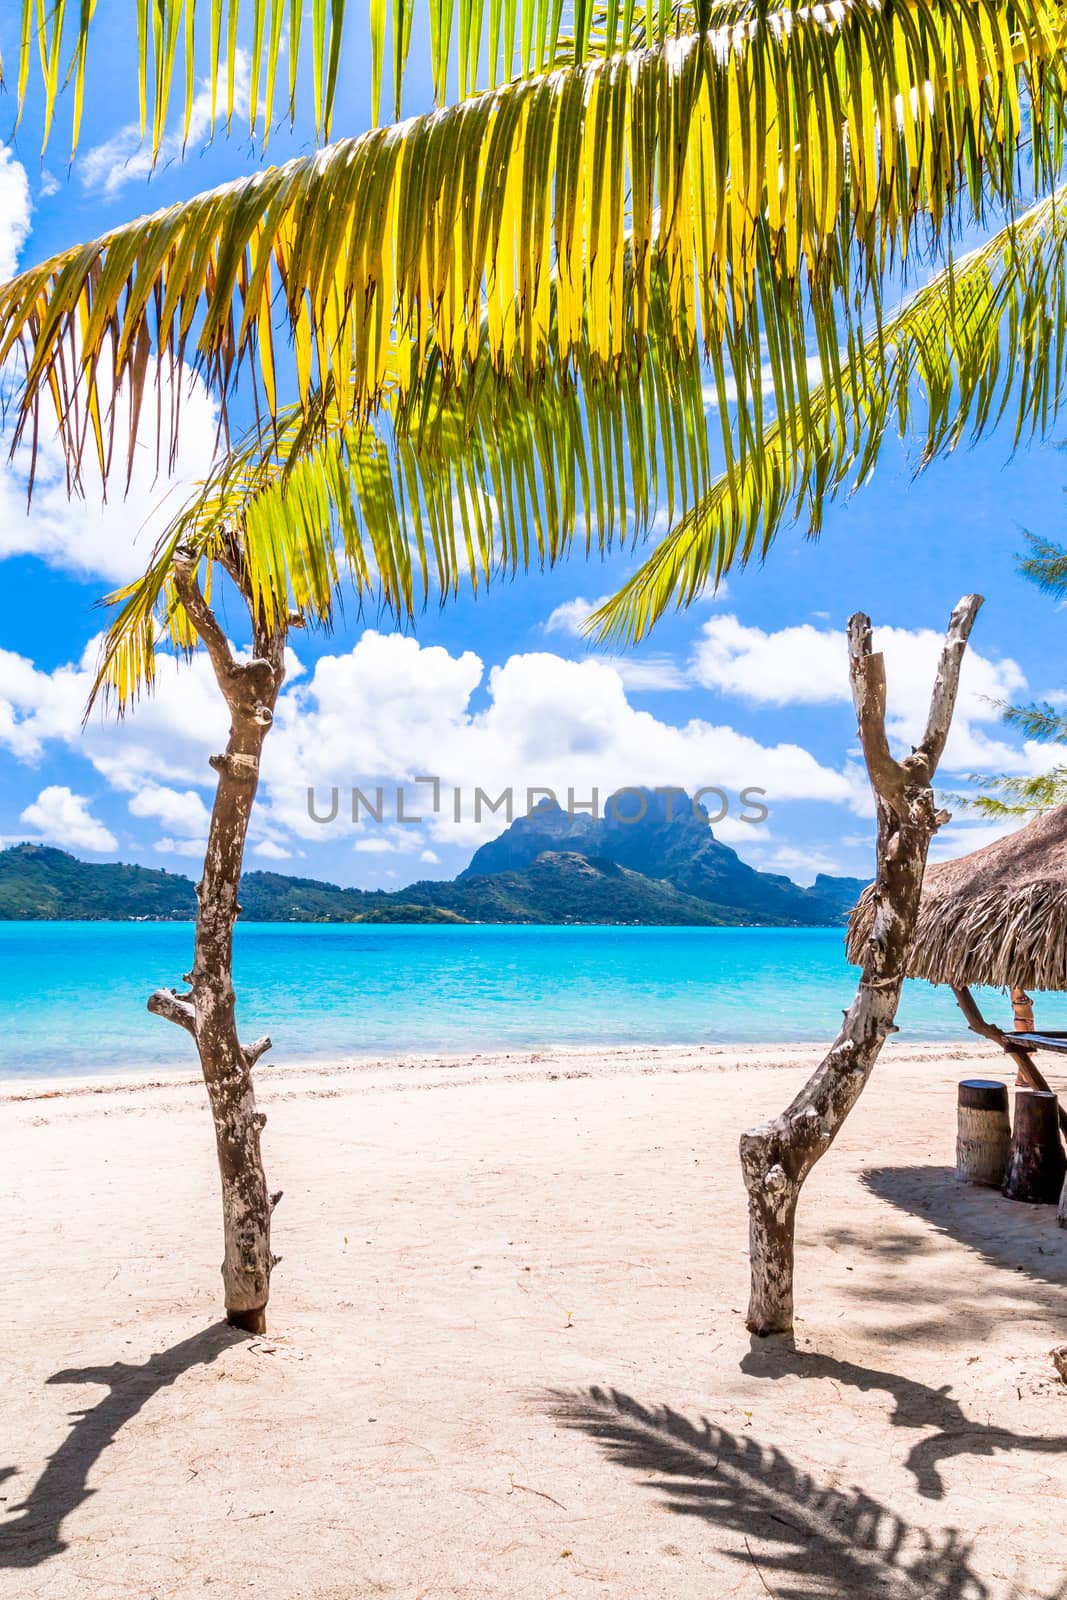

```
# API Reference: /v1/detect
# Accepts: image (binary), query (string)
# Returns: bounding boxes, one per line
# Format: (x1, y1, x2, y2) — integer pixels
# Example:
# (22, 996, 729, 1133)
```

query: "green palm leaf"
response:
(3, 2, 1065, 486)
(592, 189, 1067, 645)
(6, 0, 713, 157)
(91, 253, 714, 708)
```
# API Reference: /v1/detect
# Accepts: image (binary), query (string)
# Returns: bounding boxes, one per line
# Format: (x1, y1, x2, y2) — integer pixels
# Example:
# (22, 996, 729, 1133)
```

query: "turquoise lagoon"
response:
(2, 921, 1060, 1079)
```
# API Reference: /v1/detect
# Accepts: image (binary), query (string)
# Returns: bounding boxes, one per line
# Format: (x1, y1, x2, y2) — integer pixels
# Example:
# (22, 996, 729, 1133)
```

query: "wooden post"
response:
(1003, 1089, 1066, 1204)
(956, 1079, 1010, 1186)
(951, 985, 1067, 1138)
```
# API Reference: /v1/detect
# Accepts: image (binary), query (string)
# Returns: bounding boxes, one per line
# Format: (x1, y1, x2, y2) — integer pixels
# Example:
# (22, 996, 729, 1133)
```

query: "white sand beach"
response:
(2, 1041, 1067, 1599)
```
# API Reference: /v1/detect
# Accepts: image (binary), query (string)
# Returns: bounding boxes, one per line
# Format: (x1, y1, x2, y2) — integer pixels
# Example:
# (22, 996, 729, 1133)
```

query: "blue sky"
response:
(0, 9, 1064, 891)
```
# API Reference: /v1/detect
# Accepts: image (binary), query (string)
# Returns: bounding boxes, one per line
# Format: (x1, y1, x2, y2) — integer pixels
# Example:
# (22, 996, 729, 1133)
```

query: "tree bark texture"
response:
(739, 595, 982, 1336)
(1003, 1089, 1065, 1204)
(147, 549, 287, 1331)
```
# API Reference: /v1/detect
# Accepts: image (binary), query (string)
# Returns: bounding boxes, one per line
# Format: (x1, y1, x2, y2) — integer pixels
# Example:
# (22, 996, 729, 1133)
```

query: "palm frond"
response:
(4, 0, 713, 158)
(4, 2, 1066, 485)
(92, 254, 714, 709)
(592, 188, 1067, 645)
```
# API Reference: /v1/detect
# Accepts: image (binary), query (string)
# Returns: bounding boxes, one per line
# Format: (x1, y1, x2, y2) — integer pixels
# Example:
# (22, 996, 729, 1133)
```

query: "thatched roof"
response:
(846, 805, 1067, 991)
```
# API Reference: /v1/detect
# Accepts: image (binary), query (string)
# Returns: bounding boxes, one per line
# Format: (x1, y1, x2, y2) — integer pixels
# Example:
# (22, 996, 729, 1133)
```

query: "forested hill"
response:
(0, 844, 198, 921)
(0, 794, 868, 926)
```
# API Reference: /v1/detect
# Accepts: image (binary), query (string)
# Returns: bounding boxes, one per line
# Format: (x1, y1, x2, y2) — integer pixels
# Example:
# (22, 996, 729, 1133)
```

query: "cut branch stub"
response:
(847, 616, 901, 805)
(915, 595, 987, 776)
(147, 987, 196, 1034)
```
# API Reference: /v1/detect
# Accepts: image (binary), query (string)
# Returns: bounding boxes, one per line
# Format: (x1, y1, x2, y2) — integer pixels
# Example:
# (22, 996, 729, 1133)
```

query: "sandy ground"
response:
(2, 1039, 1067, 1600)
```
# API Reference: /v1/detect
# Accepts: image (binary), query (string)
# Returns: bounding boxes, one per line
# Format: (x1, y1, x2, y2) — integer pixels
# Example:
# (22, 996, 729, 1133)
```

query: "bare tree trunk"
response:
(148, 549, 287, 1332)
(740, 595, 982, 1337)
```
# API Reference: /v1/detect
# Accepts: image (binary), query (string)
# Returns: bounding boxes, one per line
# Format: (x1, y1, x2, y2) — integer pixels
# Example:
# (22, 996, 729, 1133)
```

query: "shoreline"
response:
(0, 1035, 999, 1104)
(3, 1036, 1066, 1598)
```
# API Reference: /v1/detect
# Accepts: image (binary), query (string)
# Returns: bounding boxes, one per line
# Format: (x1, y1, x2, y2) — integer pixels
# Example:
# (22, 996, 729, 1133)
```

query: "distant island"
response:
(0, 790, 868, 926)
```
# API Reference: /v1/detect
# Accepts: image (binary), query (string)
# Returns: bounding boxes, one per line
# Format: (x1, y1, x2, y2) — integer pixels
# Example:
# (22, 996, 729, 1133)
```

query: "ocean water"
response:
(2, 921, 1063, 1080)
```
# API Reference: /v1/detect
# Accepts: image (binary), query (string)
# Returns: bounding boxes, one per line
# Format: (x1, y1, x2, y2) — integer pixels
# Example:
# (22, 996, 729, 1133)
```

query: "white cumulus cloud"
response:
(0, 147, 32, 279)
(153, 835, 209, 858)
(690, 613, 1031, 776)
(80, 54, 251, 198)
(3, 622, 1047, 876)
(19, 786, 117, 853)
(0, 361, 220, 584)
(265, 631, 859, 849)
(129, 784, 212, 836)
(544, 595, 611, 637)
(251, 839, 293, 862)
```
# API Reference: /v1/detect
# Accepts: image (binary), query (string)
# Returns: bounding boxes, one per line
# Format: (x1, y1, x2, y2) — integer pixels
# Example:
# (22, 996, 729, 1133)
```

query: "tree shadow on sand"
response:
(740, 1336, 1067, 1501)
(816, 1185, 1067, 1352)
(545, 1386, 1067, 1600)
(862, 1165, 1067, 1299)
(0, 1322, 246, 1568)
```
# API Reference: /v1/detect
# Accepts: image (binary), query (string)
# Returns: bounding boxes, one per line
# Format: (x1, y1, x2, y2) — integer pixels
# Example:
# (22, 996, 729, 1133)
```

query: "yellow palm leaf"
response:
(3, 2, 1065, 486)
(591, 190, 1067, 645)
(92, 252, 714, 708)
(6, 0, 707, 157)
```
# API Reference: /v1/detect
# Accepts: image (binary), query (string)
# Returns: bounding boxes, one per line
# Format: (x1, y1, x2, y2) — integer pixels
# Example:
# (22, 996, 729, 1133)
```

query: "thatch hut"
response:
(847, 805, 1067, 1123)
(848, 803, 1067, 993)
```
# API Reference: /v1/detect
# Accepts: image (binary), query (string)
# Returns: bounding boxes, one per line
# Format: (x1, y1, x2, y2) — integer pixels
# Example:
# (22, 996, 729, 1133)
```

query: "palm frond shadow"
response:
(544, 1387, 1066, 1600)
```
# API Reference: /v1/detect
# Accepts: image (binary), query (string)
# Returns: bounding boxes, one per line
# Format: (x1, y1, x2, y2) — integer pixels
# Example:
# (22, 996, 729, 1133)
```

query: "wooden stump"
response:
(1003, 1089, 1066, 1204)
(956, 1079, 1010, 1186)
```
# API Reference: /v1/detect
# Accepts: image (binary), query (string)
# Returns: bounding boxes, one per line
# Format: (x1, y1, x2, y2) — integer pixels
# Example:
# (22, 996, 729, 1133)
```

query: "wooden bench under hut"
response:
(847, 804, 1067, 1210)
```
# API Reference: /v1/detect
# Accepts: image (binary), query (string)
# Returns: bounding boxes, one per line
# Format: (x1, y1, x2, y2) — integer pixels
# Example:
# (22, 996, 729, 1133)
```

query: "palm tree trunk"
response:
(148, 552, 287, 1332)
